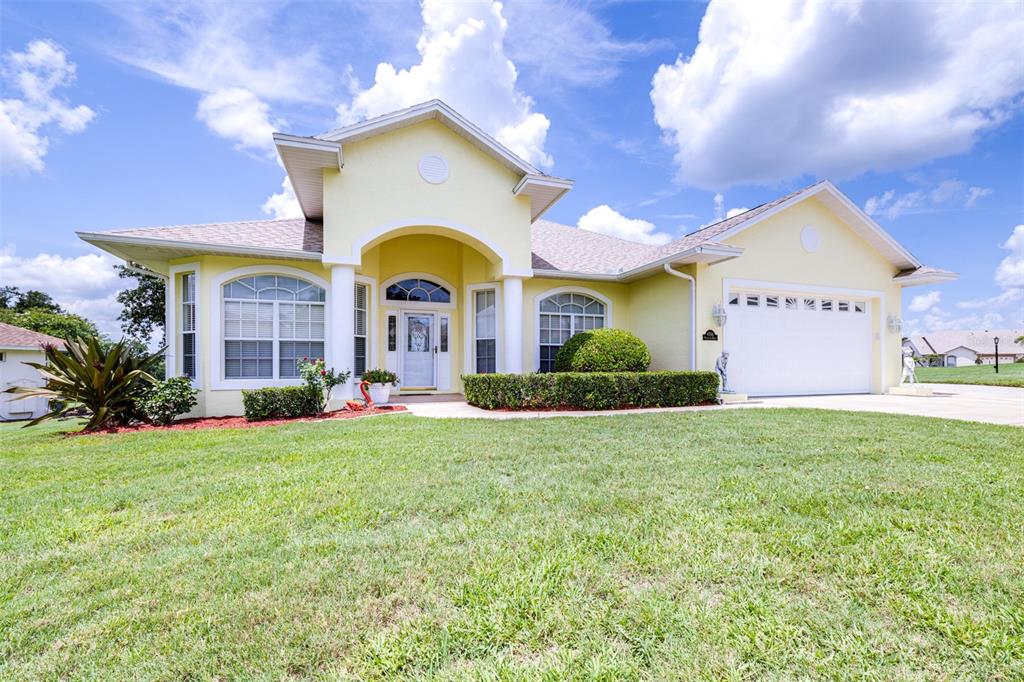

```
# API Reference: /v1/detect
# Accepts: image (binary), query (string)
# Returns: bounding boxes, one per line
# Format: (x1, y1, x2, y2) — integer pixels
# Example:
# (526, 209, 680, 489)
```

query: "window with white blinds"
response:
(474, 289, 496, 373)
(181, 272, 197, 379)
(222, 275, 325, 380)
(354, 283, 368, 377)
(538, 292, 606, 372)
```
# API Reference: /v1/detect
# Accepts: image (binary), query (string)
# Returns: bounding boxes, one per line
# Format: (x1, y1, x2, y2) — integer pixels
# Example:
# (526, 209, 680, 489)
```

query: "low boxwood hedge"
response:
(462, 371, 719, 410)
(242, 385, 322, 421)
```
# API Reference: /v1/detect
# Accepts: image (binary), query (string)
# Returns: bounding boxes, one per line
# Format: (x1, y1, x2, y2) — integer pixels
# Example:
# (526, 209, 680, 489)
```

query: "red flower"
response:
(303, 356, 309, 361)
(320, 369, 326, 375)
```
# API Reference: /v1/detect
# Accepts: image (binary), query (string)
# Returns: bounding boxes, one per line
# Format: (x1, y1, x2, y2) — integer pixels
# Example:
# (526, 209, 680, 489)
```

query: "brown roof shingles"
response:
(0, 322, 65, 349)
(107, 218, 323, 254)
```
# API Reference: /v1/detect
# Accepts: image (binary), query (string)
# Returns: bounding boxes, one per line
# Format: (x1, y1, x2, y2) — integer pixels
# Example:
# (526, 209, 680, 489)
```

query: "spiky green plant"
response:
(4, 336, 163, 431)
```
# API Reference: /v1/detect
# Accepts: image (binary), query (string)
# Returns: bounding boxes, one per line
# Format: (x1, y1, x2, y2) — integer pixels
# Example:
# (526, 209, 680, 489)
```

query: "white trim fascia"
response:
(354, 273, 377, 372)
(721, 277, 887, 392)
(0, 344, 51, 351)
(530, 268, 622, 282)
(209, 264, 332, 391)
(464, 282, 503, 375)
(529, 244, 745, 283)
(77, 232, 321, 262)
(318, 99, 541, 176)
(379, 271, 458, 310)
(169, 262, 202, 388)
(273, 133, 343, 166)
(512, 174, 574, 194)
(892, 269, 959, 287)
(532, 285, 614, 373)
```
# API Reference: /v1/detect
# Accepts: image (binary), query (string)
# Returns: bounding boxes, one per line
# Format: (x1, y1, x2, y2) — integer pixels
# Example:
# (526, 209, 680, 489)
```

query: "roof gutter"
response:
(662, 264, 696, 370)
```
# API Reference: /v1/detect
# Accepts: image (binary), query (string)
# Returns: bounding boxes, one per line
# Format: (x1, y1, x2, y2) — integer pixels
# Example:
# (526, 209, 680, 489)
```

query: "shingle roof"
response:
(104, 218, 323, 254)
(0, 322, 65, 349)
(530, 220, 663, 274)
(908, 330, 1024, 356)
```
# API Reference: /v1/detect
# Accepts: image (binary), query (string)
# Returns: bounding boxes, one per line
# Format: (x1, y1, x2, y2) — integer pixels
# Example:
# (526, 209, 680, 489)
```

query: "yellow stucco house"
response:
(79, 100, 955, 416)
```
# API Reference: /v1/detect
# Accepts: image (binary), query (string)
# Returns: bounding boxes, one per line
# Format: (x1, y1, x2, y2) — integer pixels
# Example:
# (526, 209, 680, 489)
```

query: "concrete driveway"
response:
(400, 383, 1023, 426)
(738, 383, 1023, 426)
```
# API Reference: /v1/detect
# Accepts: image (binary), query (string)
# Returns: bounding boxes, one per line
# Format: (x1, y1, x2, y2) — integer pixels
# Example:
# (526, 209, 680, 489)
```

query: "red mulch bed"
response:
(70, 405, 407, 436)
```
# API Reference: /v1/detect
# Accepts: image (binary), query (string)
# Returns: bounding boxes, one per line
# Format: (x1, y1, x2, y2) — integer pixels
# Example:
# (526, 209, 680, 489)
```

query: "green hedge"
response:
(241, 386, 322, 421)
(462, 371, 719, 410)
(555, 328, 651, 372)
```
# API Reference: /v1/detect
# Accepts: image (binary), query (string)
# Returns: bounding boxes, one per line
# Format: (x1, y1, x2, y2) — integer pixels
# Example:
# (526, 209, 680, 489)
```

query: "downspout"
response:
(663, 264, 696, 370)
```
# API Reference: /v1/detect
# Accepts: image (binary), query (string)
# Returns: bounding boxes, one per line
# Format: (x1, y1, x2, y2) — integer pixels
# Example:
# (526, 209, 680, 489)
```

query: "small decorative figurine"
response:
(900, 348, 918, 386)
(715, 351, 730, 393)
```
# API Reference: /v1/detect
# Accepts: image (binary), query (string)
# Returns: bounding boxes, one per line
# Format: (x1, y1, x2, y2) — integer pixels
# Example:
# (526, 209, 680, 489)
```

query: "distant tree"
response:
(115, 264, 166, 345)
(0, 287, 63, 313)
(0, 308, 99, 340)
(1016, 334, 1024, 345)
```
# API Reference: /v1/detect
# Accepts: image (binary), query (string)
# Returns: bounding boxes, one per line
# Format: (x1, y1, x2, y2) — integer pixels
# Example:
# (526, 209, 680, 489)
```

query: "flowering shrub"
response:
(139, 377, 198, 425)
(297, 357, 351, 413)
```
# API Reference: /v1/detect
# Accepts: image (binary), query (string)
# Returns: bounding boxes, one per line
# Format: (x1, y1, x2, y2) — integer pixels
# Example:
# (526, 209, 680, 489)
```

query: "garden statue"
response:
(900, 348, 919, 386)
(715, 351, 730, 393)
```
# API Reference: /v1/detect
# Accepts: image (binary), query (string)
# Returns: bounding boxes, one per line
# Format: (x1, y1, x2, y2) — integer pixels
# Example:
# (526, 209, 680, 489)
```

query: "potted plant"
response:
(361, 368, 398, 405)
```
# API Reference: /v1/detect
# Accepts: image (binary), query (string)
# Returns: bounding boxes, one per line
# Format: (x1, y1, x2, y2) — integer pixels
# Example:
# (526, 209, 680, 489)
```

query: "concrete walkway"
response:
(396, 383, 1023, 426)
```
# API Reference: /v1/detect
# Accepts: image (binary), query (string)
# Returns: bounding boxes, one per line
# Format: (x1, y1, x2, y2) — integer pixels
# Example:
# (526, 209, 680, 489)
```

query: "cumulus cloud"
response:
(577, 205, 672, 245)
(956, 287, 1022, 310)
(995, 224, 1024, 288)
(196, 87, 282, 154)
(651, 1, 1024, 188)
(908, 290, 941, 313)
(0, 245, 125, 336)
(261, 175, 302, 220)
(0, 39, 95, 173)
(336, 0, 553, 169)
(864, 179, 994, 219)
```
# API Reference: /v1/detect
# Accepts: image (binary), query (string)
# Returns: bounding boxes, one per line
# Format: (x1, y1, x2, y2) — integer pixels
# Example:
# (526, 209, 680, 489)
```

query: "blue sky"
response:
(1, 0, 1022, 337)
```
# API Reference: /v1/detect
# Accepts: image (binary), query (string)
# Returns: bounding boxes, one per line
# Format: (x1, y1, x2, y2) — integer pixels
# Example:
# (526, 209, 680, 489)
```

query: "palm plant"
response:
(4, 336, 163, 431)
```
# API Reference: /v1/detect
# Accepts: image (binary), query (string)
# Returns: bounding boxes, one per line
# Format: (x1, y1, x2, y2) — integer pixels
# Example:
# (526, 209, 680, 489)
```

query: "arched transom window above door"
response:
(384, 278, 451, 304)
(538, 291, 607, 372)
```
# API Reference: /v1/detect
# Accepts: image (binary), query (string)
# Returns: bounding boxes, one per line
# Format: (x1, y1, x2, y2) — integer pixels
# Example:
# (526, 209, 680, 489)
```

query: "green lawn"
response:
(2, 411, 1022, 680)
(916, 361, 1024, 387)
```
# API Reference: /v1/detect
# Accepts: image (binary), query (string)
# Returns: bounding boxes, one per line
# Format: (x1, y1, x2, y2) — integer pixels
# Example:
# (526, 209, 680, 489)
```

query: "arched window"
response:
(538, 291, 606, 372)
(222, 275, 325, 379)
(385, 278, 450, 304)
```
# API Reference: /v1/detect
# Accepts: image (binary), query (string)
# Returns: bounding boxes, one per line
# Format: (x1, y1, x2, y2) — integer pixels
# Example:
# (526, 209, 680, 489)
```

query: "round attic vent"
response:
(418, 154, 449, 184)
(801, 225, 821, 253)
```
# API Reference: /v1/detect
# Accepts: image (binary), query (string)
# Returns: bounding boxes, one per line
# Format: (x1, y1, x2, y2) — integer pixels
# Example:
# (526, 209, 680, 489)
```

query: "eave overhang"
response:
(513, 175, 575, 222)
(532, 243, 744, 282)
(892, 267, 959, 287)
(272, 133, 343, 221)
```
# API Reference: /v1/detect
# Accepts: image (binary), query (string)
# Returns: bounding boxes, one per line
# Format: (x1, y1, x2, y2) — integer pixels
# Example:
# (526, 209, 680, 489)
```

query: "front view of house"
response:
(79, 100, 955, 416)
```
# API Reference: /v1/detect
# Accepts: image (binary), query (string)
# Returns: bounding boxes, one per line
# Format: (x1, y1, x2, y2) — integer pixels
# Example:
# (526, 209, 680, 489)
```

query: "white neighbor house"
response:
(0, 322, 63, 421)
(904, 330, 1024, 367)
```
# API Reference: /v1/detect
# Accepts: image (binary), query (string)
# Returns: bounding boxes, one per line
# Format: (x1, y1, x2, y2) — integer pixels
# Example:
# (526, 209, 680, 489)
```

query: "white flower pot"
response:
(368, 382, 392, 405)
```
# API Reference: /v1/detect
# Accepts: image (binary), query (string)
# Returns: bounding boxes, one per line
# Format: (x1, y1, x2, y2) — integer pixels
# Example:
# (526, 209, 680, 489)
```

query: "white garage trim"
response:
(722, 278, 886, 396)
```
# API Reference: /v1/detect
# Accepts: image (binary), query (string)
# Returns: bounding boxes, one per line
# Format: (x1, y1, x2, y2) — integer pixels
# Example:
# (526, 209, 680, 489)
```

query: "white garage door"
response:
(724, 288, 872, 396)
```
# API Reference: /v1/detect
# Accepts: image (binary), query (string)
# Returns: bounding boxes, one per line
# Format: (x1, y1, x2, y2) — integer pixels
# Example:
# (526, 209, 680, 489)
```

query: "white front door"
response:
(402, 312, 436, 389)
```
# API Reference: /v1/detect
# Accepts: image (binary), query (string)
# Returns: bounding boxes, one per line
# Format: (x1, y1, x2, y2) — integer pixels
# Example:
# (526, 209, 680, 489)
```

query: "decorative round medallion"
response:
(418, 154, 449, 184)
(800, 225, 821, 253)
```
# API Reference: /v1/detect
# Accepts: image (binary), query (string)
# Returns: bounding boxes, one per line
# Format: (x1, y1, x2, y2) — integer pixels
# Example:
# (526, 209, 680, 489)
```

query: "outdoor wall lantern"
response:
(886, 314, 902, 335)
(712, 303, 728, 327)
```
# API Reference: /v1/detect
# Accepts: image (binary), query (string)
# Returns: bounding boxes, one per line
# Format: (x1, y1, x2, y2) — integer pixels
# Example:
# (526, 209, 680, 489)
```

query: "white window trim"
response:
(168, 262, 202, 388)
(532, 286, 613, 372)
(209, 265, 331, 391)
(379, 272, 457, 309)
(464, 282, 503, 374)
(354, 274, 377, 375)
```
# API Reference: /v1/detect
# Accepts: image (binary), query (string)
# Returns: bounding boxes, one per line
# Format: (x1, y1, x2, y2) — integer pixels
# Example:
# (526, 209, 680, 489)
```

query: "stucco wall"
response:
(322, 119, 534, 274)
(628, 270, 693, 371)
(693, 196, 903, 392)
(0, 348, 48, 420)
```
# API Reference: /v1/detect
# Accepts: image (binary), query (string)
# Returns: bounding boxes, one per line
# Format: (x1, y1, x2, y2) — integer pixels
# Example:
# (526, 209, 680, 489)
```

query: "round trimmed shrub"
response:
(554, 328, 651, 372)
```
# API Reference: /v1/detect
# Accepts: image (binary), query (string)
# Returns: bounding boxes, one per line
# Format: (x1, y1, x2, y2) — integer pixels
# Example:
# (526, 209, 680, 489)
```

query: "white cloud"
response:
(956, 287, 1022, 310)
(503, 1, 665, 87)
(864, 179, 994, 219)
(577, 205, 672, 245)
(995, 224, 1024, 288)
(336, 0, 553, 169)
(713, 193, 724, 221)
(725, 207, 749, 219)
(196, 87, 282, 154)
(0, 245, 124, 336)
(908, 290, 941, 312)
(651, 1, 1024, 188)
(907, 307, 1006, 336)
(261, 175, 302, 220)
(0, 39, 95, 173)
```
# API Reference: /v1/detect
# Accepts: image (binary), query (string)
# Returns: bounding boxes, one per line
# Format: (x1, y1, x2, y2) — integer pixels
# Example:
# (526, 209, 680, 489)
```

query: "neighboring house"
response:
(904, 330, 1024, 367)
(78, 100, 956, 416)
(0, 322, 63, 421)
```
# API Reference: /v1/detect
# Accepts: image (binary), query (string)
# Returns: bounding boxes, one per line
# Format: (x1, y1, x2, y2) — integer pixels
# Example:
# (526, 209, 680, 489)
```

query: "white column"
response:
(502, 276, 524, 374)
(331, 264, 355, 401)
